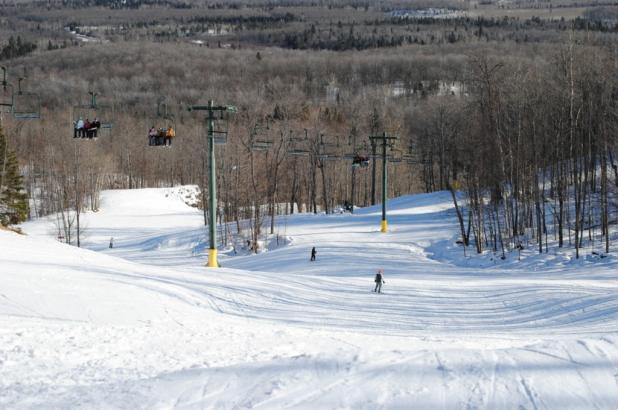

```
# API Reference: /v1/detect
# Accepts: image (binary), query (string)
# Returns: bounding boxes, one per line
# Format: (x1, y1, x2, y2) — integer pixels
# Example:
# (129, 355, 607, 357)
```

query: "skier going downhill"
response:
(310, 247, 316, 262)
(374, 269, 385, 293)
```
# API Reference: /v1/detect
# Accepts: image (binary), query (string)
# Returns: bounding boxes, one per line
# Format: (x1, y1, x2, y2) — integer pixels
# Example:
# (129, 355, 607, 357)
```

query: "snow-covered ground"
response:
(3, 187, 618, 409)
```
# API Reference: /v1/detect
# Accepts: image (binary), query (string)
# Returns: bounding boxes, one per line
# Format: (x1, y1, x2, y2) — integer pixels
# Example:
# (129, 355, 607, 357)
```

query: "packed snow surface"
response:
(3, 187, 618, 409)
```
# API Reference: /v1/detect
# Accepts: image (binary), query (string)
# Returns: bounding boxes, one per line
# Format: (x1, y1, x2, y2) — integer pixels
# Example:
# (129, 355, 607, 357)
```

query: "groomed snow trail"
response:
(3, 187, 618, 409)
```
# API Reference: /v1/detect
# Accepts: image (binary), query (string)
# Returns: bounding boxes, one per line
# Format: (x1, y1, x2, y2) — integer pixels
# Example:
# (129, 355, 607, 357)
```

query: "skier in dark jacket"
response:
(310, 247, 316, 261)
(91, 118, 101, 138)
(374, 269, 385, 293)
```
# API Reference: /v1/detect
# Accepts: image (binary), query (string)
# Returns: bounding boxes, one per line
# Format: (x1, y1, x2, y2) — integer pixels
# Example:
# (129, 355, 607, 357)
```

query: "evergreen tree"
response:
(0, 125, 29, 226)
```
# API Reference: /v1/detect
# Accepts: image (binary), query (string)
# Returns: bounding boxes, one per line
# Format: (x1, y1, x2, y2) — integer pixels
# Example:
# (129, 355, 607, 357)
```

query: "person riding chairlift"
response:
(352, 155, 369, 168)
(74, 117, 84, 138)
(157, 127, 167, 146)
(148, 126, 157, 146)
(84, 118, 99, 139)
(90, 118, 101, 139)
(165, 125, 175, 146)
(83, 119, 91, 139)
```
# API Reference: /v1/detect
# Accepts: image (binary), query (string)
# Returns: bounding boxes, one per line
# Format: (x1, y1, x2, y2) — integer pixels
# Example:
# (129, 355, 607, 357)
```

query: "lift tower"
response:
(369, 132, 397, 233)
(189, 100, 237, 268)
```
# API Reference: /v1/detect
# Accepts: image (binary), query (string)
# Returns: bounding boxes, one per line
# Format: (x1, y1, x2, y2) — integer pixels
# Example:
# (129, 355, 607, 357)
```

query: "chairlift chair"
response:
(288, 146, 310, 156)
(12, 78, 41, 120)
(319, 133, 340, 149)
(318, 153, 341, 161)
(72, 91, 113, 139)
(212, 109, 230, 145)
(148, 100, 177, 147)
(345, 140, 370, 168)
(352, 155, 371, 168)
(251, 140, 272, 151)
(403, 153, 430, 165)
(386, 147, 404, 163)
(287, 130, 310, 156)
(403, 141, 427, 164)
(408, 158, 432, 165)
(148, 118, 177, 147)
(250, 117, 273, 151)
(343, 152, 370, 167)
(317, 134, 342, 160)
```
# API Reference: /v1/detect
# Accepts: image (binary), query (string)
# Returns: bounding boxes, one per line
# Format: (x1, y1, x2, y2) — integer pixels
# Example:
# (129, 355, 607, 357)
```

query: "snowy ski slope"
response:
(2, 187, 618, 409)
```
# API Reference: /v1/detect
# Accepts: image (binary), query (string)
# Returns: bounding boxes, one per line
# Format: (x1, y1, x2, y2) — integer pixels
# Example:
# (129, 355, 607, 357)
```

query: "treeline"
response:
(3, 36, 618, 257)
(8, 0, 618, 54)
(413, 45, 618, 258)
(583, 6, 618, 21)
(57, 0, 192, 9)
(0, 36, 37, 61)
(0, 42, 427, 247)
(277, 24, 406, 50)
(37, 0, 462, 11)
(185, 12, 298, 26)
(249, 15, 618, 51)
(0, 127, 28, 227)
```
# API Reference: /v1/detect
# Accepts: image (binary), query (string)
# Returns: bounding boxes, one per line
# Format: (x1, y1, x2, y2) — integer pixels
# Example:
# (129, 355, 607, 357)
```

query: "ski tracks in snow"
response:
(6, 189, 618, 408)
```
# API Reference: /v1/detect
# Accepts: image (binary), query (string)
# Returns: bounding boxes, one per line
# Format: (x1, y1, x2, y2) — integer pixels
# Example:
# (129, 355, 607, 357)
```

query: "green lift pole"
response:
(189, 100, 236, 268)
(349, 131, 357, 214)
(370, 139, 377, 206)
(88, 91, 97, 108)
(381, 133, 387, 232)
(369, 132, 397, 233)
(207, 102, 217, 267)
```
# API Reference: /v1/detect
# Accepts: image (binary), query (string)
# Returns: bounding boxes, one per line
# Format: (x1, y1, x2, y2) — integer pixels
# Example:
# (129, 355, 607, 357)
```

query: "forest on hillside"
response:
(1, 0, 617, 259)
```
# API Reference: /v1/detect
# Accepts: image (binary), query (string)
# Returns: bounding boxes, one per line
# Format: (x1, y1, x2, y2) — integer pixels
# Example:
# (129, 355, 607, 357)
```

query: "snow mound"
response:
(163, 185, 201, 208)
(98, 187, 200, 216)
